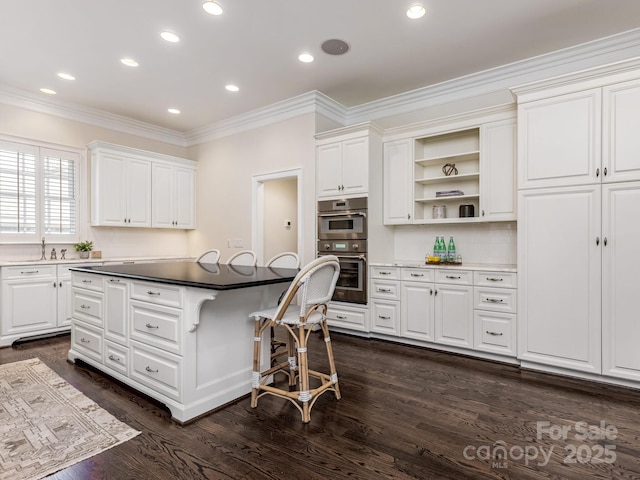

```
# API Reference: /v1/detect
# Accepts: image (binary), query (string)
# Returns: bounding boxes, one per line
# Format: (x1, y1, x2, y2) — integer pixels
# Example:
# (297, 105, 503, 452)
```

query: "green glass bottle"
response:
(448, 236, 456, 262)
(439, 235, 446, 261)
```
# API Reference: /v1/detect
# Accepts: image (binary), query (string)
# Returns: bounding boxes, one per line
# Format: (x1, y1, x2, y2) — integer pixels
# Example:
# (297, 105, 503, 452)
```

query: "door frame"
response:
(251, 168, 303, 265)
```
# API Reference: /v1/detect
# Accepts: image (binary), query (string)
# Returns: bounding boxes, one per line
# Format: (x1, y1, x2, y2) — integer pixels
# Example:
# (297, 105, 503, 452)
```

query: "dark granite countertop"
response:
(70, 261, 297, 290)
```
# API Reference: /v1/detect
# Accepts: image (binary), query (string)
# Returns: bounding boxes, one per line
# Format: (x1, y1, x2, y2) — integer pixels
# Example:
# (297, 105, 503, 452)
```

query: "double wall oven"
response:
(317, 197, 367, 304)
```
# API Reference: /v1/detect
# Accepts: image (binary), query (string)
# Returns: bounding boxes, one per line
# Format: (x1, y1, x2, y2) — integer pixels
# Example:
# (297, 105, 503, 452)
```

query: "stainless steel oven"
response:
(317, 197, 367, 240)
(318, 240, 367, 304)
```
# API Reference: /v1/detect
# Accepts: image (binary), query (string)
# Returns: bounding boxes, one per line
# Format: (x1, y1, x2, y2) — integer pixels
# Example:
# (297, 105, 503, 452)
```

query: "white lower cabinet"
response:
(326, 302, 369, 332)
(369, 264, 516, 361)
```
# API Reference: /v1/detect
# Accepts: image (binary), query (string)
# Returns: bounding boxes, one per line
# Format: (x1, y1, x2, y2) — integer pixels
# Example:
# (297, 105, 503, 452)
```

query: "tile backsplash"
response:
(392, 221, 517, 265)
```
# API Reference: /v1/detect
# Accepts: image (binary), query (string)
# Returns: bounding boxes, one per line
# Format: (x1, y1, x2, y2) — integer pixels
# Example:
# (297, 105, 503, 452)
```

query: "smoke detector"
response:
(321, 39, 350, 55)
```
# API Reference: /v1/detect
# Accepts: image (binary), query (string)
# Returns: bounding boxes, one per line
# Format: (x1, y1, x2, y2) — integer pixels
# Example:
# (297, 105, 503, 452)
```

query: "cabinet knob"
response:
(596, 168, 600, 177)
(604, 237, 608, 246)
(596, 237, 600, 246)
(604, 167, 608, 176)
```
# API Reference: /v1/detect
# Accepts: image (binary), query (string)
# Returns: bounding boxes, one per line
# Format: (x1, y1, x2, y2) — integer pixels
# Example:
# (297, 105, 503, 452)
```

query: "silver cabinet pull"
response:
(80, 304, 91, 309)
(410, 273, 424, 277)
(80, 337, 90, 343)
(486, 331, 503, 336)
(82, 279, 92, 283)
(446, 275, 461, 279)
(379, 271, 391, 275)
(21, 270, 39, 274)
(336, 315, 347, 320)
(147, 291, 161, 296)
(145, 323, 159, 329)
(486, 277, 503, 282)
(485, 298, 504, 303)
(378, 315, 391, 320)
(596, 167, 600, 177)
(604, 167, 608, 176)
(377, 288, 392, 293)
(108, 355, 121, 362)
(109, 278, 121, 283)
(145, 366, 158, 373)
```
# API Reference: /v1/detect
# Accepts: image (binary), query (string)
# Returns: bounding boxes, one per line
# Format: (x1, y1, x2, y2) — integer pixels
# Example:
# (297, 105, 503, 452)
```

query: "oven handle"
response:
(332, 254, 367, 262)
(318, 212, 367, 218)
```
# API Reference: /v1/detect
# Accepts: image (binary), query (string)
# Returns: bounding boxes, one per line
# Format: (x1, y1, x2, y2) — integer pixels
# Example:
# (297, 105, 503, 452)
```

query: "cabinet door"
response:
(126, 158, 152, 227)
(316, 143, 343, 197)
(93, 152, 127, 226)
(151, 163, 174, 228)
(480, 119, 516, 221)
(2, 278, 57, 335)
(602, 182, 640, 380)
(383, 139, 413, 224)
(602, 79, 640, 183)
(371, 300, 400, 336)
(104, 277, 129, 345)
(174, 167, 196, 229)
(517, 89, 601, 189)
(341, 137, 368, 195)
(517, 186, 601, 374)
(434, 284, 474, 349)
(400, 281, 435, 341)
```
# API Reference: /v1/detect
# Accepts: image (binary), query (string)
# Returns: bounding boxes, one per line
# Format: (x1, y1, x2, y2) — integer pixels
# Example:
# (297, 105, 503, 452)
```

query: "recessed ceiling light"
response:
(298, 53, 314, 63)
(161, 31, 180, 43)
(57, 72, 75, 81)
(40, 88, 56, 95)
(168, 108, 181, 114)
(121, 58, 139, 67)
(202, 1, 223, 15)
(225, 84, 239, 92)
(407, 5, 426, 19)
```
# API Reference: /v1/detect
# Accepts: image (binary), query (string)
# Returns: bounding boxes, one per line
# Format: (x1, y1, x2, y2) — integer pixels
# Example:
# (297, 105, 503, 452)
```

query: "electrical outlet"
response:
(233, 238, 244, 248)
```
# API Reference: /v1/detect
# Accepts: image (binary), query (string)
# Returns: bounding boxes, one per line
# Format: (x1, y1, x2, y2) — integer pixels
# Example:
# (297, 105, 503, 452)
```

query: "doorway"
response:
(251, 168, 303, 265)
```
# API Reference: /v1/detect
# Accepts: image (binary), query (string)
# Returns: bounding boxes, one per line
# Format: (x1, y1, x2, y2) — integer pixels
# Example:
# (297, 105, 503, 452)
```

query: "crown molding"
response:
(184, 91, 347, 145)
(2, 28, 640, 146)
(0, 86, 187, 147)
(346, 27, 640, 125)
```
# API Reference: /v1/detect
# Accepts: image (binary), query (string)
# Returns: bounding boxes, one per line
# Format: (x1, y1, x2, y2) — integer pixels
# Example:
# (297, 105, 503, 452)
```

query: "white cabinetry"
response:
(152, 162, 196, 229)
(91, 150, 152, 227)
(400, 268, 435, 342)
(89, 141, 196, 229)
(473, 271, 517, 357)
(382, 107, 516, 225)
(370, 266, 401, 336)
(316, 124, 382, 199)
(433, 270, 474, 349)
(0, 262, 97, 347)
(325, 302, 369, 333)
(513, 62, 640, 382)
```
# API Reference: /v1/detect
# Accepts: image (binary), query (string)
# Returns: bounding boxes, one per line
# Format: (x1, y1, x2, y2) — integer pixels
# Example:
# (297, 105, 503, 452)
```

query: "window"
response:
(0, 139, 81, 244)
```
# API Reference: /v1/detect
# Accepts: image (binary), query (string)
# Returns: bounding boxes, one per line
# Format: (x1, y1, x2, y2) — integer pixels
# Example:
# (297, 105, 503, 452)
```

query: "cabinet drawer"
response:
(72, 289, 104, 327)
(370, 279, 400, 300)
(474, 271, 517, 288)
(131, 280, 182, 308)
(2, 264, 56, 280)
(371, 300, 400, 336)
(72, 272, 104, 292)
(370, 265, 400, 280)
(104, 340, 129, 376)
(130, 341, 182, 401)
(474, 286, 517, 313)
(130, 300, 182, 354)
(434, 269, 473, 285)
(326, 304, 368, 332)
(401, 267, 434, 282)
(71, 321, 103, 363)
(474, 311, 516, 357)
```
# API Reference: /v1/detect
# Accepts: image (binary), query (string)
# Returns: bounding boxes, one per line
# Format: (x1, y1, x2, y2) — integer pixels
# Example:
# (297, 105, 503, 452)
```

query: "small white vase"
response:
(79, 251, 90, 259)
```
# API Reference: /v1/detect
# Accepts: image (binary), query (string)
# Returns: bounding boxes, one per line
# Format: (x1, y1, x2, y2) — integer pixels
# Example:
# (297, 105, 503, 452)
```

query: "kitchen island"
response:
(67, 261, 297, 423)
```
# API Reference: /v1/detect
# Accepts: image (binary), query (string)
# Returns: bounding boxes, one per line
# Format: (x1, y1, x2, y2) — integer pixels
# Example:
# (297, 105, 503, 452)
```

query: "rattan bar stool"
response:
(249, 255, 341, 423)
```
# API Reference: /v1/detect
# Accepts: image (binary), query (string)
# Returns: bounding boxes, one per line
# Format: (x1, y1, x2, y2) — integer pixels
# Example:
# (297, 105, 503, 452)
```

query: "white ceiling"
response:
(2, 0, 640, 133)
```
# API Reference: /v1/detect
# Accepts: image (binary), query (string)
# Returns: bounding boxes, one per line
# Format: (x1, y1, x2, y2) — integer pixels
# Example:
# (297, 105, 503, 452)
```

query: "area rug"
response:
(0, 358, 140, 480)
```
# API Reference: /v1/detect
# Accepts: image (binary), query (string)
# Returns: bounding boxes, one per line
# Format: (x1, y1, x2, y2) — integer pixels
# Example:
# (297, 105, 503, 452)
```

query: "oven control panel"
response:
(318, 240, 367, 254)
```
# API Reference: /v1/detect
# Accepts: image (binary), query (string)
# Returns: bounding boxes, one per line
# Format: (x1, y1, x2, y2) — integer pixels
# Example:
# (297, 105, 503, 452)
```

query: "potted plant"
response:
(74, 240, 93, 259)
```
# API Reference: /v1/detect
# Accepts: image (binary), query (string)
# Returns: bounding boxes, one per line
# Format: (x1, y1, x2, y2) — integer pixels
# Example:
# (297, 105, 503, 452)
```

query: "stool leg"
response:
(296, 325, 311, 423)
(286, 329, 297, 386)
(251, 317, 263, 408)
(320, 320, 341, 400)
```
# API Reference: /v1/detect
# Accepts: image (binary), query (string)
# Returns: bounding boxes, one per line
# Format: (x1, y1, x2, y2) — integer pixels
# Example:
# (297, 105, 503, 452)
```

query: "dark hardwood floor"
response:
(2, 331, 640, 479)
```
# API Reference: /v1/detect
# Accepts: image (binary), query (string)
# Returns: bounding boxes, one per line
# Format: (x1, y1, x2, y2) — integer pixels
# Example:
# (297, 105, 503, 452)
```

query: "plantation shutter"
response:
(42, 148, 78, 236)
(0, 140, 37, 235)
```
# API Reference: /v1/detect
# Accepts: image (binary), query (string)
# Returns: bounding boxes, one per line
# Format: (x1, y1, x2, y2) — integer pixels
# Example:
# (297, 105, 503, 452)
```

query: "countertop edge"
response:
(370, 261, 517, 272)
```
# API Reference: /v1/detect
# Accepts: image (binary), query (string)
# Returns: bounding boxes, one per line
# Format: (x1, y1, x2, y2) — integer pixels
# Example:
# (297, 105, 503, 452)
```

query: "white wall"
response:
(187, 114, 317, 265)
(263, 178, 298, 262)
(0, 103, 192, 260)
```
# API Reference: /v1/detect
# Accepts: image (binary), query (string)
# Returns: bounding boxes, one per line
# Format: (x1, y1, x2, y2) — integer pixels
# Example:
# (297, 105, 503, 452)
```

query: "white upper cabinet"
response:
(382, 106, 516, 225)
(602, 78, 640, 183)
(383, 139, 413, 224)
(517, 89, 601, 189)
(89, 141, 196, 229)
(316, 136, 368, 198)
(152, 163, 196, 229)
(480, 119, 517, 221)
(92, 151, 152, 227)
